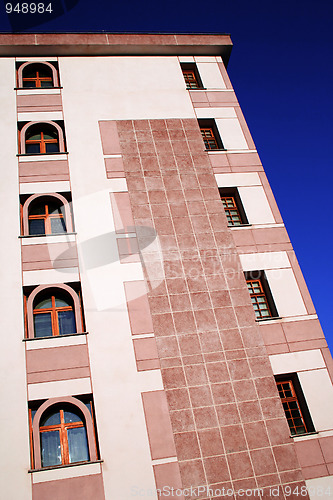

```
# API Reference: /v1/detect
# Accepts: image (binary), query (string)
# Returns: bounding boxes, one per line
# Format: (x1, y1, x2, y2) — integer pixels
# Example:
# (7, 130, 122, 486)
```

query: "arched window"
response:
(20, 121, 65, 155)
(33, 290, 76, 338)
(26, 284, 83, 339)
(25, 123, 59, 154)
(30, 396, 98, 470)
(28, 197, 66, 235)
(39, 404, 89, 467)
(22, 63, 54, 88)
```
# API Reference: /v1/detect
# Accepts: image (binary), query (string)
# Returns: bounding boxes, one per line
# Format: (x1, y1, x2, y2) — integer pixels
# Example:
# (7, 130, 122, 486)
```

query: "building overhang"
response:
(0, 32, 233, 65)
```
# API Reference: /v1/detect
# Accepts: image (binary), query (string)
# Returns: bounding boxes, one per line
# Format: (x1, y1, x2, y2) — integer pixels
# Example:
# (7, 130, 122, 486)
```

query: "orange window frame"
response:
(183, 69, 200, 89)
(22, 69, 53, 88)
(200, 127, 219, 150)
(33, 295, 74, 337)
(25, 130, 58, 154)
(39, 409, 87, 466)
(246, 279, 272, 319)
(277, 379, 308, 435)
(221, 196, 242, 226)
(28, 201, 65, 235)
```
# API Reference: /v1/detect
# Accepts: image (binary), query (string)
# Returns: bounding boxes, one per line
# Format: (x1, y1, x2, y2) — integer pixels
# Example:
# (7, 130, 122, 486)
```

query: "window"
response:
(28, 197, 66, 235)
(25, 124, 59, 154)
(17, 61, 59, 89)
(198, 119, 224, 150)
(19, 121, 66, 155)
(275, 374, 315, 436)
(219, 187, 248, 226)
(21, 193, 73, 237)
(29, 396, 99, 469)
(22, 63, 54, 88)
(181, 63, 203, 90)
(245, 271, 278, 320)
(25, 283, 84, 339)
(33, 292, 76, 338)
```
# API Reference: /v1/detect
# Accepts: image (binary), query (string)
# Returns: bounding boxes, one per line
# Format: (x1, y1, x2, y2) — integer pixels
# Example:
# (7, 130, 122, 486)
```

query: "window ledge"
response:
(291, 431, 319, 440)
(15, 87, 63, 90)
(29, 459, 103, 473)
(23, 331, 89, 342)
(188, 87, 206, 91)
(256, 316, 282, 322)
(205, 148, 226, 152)
(229, 223, 252, 229)
(17, 152, 69, 157)
(19, 232, 77, 239)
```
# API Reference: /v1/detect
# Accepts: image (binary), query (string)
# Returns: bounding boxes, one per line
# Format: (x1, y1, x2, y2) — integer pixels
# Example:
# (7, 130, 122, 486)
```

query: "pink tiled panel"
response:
(117, 236, 140, 263)
(116, 118, 309, 497)
(32, 473, 105, 500)
(153, 462, 184, 500)
(104, 157, 125, 178)
(19, 159, 70, 183)
(17, 93, 62, 113)
(21, 241, 78, 271)
(124, 281, 154, 335)
(110, 192, 135, 234)
(133, 337, 160, 371)
(99, 120, 121, 155)
(142, 390, 177, 460)
(26, 344, 90, 384)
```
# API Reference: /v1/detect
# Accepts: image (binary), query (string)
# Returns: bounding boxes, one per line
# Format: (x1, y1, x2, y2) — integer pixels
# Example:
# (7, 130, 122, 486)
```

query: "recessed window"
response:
(28, 197, 67, 236)
(29, 396, 99, 469)
(25, 283, 84, 339)
(19, 121, 66, 155)
(219, 187, 248, 226)
(275, 374, 315, 436)
(22, 63, 54, 89)
(245, 271, 278, 320)
(33, 292, 76, 338)
(198, 119, 224, 150)
(181, 63, 203, 90)
(17, 61, 59, 89)
(25, 124, 59, 154)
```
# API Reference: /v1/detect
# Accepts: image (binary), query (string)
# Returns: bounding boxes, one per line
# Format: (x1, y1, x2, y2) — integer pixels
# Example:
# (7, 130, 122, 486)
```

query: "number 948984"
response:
(6, 3, 53, 14)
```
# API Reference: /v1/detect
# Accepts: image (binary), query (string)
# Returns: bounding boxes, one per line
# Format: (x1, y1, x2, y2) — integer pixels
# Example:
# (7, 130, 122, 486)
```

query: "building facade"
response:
(0, 33, 332, 500)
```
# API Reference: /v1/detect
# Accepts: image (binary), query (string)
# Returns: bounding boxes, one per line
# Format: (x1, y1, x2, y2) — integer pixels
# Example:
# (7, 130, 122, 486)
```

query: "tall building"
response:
(0, 33, 332, 500)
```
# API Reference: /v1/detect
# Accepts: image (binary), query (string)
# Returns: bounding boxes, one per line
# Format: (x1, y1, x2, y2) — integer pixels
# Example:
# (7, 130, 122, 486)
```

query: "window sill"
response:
(29, 459, 103, 473)
(19, 232, 77, 239)
(229, 223, 252, 228)
(255, 316, 282, 322)
(17, 152, 69, 157)
(15, 87, 63, 90)
(291, 431, 319, 440)
(23, 331, 89, 342)
(188, 87, 206, 91)
(205, 148, 226, 152)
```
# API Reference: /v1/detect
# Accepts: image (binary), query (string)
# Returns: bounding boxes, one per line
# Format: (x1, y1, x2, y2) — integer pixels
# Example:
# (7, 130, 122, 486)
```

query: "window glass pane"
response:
(58, 310, 76, 335)
(43, 131, 57, 140)
(41, 80, 53, 88)
(29, 218, 45, 235)
(27, 133, 42, 140)
(55, 297, 70, 307)
(26, 143, 41, 154)
(67, 427, 89, 463)
(50, 217, 66, 234)
(38, 68, 51, 78)
(64, 410, 82, 423)
(29, 204, 46, 216)
(41, 431, 62, 467)
(40, 411, 61, 427)
(23, 81, 36, 88)
(34, 312, 53, 337)
(48, 202, 62, 215)
(45, 142, 60, 153)
(35, 298, 52, 309)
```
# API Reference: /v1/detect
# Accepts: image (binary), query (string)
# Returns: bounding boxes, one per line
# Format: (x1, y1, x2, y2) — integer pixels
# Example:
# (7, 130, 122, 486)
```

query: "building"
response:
(0, 33, 332, 500)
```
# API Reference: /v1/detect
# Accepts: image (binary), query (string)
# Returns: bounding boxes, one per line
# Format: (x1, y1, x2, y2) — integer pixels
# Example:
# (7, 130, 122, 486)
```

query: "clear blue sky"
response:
(1, 0, 332, 353)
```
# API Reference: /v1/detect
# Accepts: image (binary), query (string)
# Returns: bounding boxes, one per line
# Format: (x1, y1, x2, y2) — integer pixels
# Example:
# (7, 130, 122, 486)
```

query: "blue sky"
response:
(1, 0, 332, 352)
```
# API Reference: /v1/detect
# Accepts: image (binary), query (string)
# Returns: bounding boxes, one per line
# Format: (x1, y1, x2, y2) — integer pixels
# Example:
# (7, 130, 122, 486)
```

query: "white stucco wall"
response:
(0, 58, 32, 500)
